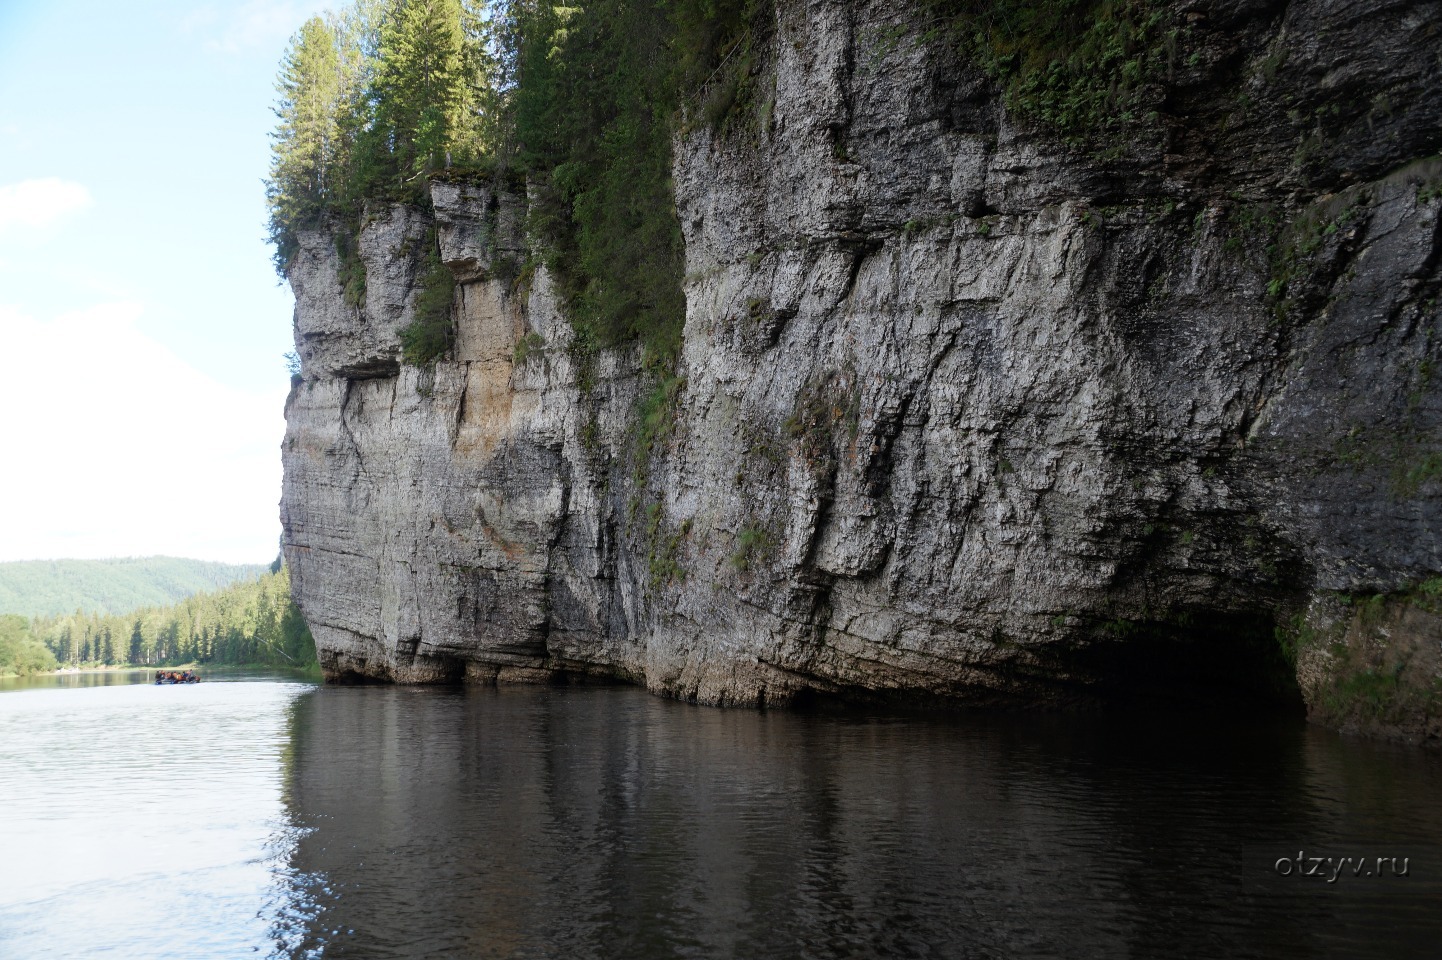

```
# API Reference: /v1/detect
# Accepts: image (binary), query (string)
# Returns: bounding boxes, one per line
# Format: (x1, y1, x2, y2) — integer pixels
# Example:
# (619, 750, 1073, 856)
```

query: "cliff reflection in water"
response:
(268, 686, 1442, 959)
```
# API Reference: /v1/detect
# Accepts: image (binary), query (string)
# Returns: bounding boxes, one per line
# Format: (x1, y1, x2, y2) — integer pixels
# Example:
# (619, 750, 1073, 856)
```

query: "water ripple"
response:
(4, 678, 1442, 959)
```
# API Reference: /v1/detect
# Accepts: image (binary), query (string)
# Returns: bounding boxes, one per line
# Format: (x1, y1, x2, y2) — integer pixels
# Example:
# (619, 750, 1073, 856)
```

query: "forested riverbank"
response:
(2, 567, 316, 674)
(0, 616, 58, 676)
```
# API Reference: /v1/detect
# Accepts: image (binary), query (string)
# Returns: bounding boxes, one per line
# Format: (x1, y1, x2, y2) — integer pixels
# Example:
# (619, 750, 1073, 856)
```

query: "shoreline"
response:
(34, 663, 323, 679)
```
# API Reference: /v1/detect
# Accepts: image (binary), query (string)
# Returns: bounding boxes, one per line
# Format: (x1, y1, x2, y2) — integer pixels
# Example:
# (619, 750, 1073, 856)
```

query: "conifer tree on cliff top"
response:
(371, 0, 476, 178)
(266, 0, 495, 275)
(269, 18, 342, 220)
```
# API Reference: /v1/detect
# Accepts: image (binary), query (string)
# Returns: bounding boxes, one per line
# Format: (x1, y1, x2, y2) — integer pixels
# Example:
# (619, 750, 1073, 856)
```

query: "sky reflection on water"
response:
(0, 673, 312, 959)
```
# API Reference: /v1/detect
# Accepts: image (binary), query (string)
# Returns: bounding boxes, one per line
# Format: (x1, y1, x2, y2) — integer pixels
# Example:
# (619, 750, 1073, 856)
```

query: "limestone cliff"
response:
(282, 0, 1442, 744)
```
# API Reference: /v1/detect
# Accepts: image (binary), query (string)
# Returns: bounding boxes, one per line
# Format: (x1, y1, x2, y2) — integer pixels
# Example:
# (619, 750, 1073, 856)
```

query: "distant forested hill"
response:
(32, 567, 315, 669)
(0, 557, 269, 618)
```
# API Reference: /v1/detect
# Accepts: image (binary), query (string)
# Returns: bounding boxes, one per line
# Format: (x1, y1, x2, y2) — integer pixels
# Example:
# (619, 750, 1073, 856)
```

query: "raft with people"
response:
(155, 670, 199, 684)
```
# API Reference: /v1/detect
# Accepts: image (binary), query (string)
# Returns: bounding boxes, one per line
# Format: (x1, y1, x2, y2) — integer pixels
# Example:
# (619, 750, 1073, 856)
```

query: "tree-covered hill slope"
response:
(0, 557, 269, 618)
(30, 566, 316, 669)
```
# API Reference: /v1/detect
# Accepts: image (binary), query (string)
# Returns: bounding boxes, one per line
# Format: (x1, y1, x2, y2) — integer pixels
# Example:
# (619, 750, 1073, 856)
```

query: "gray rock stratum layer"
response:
(282, 0, 1442, 744)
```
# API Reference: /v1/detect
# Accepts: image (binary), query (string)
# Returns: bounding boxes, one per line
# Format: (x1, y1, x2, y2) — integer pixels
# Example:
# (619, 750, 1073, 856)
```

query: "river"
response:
(1, 671, 1439, 958)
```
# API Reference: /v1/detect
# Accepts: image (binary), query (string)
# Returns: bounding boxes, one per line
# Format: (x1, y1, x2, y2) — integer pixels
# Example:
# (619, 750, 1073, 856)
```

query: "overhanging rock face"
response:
(282, 0, 1442, 744)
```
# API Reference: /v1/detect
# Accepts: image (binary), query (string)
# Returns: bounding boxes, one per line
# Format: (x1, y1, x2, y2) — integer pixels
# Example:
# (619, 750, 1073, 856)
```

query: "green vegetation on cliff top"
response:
(268, 1, 1176, 366)
(267, 0, 764, 365)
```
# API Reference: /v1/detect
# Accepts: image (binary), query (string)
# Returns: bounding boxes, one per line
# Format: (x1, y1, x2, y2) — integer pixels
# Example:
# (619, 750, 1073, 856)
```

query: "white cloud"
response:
(0, 178, 92, 231)
(178, 7, 220, 35)
(188, 0, 335, 54)
(0, 303, 286, 563)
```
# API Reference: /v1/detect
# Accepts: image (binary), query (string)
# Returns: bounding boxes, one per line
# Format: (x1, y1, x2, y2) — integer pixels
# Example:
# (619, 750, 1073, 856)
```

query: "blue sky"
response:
(0, 0, 332, 563)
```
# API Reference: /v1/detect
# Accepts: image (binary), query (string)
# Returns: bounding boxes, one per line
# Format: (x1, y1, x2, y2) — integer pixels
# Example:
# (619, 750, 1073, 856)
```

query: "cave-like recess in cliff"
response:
(1066, 612, 1305, 713)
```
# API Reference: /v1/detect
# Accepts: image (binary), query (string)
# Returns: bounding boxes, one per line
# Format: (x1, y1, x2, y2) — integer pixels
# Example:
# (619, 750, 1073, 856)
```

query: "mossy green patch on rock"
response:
(633, 373, 687, 483)
(399, 228, 456, 366)
(1294, 581, 1442, 745)
(730, 524, 776, 573)
(924, 0, 1177, 146)
(335, 227, 367, 309)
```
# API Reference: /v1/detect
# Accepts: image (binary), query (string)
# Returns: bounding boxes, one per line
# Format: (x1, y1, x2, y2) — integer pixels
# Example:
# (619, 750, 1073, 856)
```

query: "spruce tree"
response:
(372, 0, 471, 179)
(268, 16, 344, 270)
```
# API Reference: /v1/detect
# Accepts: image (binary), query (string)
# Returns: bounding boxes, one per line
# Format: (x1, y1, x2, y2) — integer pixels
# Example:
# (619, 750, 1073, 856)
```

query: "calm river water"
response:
(1, 671, 1440, 959)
